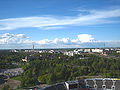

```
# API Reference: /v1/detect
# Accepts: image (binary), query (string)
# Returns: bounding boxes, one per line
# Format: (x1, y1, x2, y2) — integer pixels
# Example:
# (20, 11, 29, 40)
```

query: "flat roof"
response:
(65, 80, 78, 85)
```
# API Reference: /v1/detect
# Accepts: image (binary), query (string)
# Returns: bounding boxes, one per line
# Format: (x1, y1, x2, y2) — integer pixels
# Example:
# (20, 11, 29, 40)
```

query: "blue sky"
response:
(0, 0, 120, 49)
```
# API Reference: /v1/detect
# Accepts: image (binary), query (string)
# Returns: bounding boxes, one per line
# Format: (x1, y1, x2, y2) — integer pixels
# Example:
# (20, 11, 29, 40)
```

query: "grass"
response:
(10, 76, 22, 81)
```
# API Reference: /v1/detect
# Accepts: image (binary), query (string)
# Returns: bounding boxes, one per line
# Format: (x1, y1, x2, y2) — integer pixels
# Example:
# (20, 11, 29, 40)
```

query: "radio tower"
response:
(104, 43, 105, 48)
(33, 44, 34, 51)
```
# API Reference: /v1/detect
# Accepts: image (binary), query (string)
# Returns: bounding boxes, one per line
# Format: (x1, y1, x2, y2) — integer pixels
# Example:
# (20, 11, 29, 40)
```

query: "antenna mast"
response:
(33, 44, 34, 51)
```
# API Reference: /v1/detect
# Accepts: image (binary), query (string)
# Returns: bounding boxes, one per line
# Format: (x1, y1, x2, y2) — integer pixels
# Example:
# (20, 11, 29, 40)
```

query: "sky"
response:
(0, 0, 120, 49)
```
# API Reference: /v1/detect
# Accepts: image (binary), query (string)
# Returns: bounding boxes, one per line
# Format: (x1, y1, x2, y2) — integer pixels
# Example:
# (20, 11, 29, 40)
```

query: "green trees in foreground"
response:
(1, 85, 11, 90)
(20, 53, 120, 87)
(0, 51, 120, 88)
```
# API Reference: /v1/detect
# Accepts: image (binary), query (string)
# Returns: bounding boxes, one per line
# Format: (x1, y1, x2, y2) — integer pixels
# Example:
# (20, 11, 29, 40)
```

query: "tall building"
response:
(33, 44, 34, 51)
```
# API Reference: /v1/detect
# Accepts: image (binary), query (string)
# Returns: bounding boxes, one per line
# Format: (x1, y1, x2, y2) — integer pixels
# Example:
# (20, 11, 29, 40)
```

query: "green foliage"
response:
(20, 53, 120, 87)
(11, 76, 22, 81)
(1, 51, 120, 88)
(0, 51, 27, 69)
(1, 85, 10, 90)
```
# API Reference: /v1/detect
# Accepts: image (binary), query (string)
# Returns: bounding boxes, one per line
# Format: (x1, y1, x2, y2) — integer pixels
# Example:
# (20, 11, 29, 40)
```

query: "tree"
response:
(1, 85, 10, 90)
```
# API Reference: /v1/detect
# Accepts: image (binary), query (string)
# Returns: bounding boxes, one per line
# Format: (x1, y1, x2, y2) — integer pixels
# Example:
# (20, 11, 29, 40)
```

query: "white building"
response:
(64, 51, 74, 56)
(84, 49, 91, 53)
(65, 81, 79, 90)
(74, 49, 84, 54)
(22, 59, 27, 62)
(105, 48, 110, 51)
(91, 49, 103, 53)
(11, 49, 18, 52)
(49, 50, 54, 53)
(22, 56, 28, 62)
(117, 50, 120, 53)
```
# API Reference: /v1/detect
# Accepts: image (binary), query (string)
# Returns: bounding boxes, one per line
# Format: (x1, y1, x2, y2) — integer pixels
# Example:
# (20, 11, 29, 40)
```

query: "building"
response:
(64, 51, 74, 56)
(74, 49, 84, 54)
(117, 50, 120, 53)
(84, 49, 91, 53)
(41, 78, 120, 90)
(3, 68, 23, 77)
(11, 49, 18, 52)
(91, 48, 103, 53)
(84, 78, 120, 90)
(22, 56, 28, 62)
(65, 80, 90, 90)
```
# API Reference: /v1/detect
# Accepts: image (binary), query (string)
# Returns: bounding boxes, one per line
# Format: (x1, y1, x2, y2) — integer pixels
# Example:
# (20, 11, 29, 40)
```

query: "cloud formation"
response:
(78, 34, 94, 42)
(0, 8, 120, 30)
(0, 33, 120, 49)
(0, 33, 28, 44)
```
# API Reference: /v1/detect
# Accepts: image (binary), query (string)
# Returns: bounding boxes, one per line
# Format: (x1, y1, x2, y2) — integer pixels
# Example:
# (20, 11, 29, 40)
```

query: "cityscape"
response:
(0, 0, 120, 90)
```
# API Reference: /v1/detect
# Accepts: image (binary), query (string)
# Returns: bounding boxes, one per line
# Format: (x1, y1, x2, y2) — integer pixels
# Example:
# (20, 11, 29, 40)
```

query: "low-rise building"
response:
(117, 50, 120, 53)
(64, 51, 74, 56)
(22, 56, 28, 62)
(91, 48, 103, 53)
(3, 68, 23, 77)
(84, 49, 91, 53)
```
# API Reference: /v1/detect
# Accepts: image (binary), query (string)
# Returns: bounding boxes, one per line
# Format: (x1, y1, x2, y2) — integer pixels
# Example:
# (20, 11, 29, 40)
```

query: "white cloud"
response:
(71, 39, 79, 43)
(23, 40, 33, 44)
(43, 26, 65, 30)
(78, 34, 94, 42)
(0, 33, 28, 44)
(35, 39, 51, 45)
(0, 8, 120, 30)
(53, 38, 59, 44)
(61, 38, 70, 43)
(0, 33, 120, 49)
(16, 34, 29, 38)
